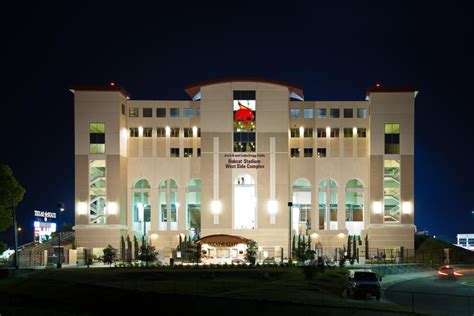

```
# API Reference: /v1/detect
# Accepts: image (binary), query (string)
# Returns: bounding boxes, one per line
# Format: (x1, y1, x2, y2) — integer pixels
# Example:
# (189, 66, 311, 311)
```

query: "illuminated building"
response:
(71, 79, 417, 261)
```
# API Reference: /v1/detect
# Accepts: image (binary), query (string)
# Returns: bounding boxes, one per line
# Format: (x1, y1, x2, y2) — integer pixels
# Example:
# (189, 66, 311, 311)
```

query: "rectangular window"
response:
(317, 128, 327, 138)
(143, 108, 153, 117)
(343, 128, 353, 138)
(384, 160, 400, 223)
(170, 128, 179, 138)
(183, 128, 193, 138)
(317, 108, 327, 118)
(197, 148, 201, 157)
(304, 128, 313, 138)
(304, 148, 313, 157)
(89, 160, 106, 224)
(357, 128, 367, 138)
(89, 123, 105, 154)
(330, 128, 339, 138)
(316, 148, 326, 158)
(184, 148, 193, 157)
(233, 91, 256, 152)
(183, 108, 193, 118)
(290, 128, 300, 138)
(143, 127, 153, 137)
(304, 108, 313, 118)
(195, 108, 201, 117)
(290, 148, 300, 157)
(233, 90, 256, 100)
(129, 107, 139, 117)
(330, 108, 340, 118)
(129, 127, 139, 137)
(170, 148, 180, 157)
(343, 108, 353, 118)
(197, 128, 201, 137)
(357, 108, 368, 118)
(290, 109, 301, 118)
(90, 144, 105, 154)
(459, 239, 467, 245)
(156, 108, 166, 118)
(121, 104, 125, 115)
(157, 127, 166, 137)
(170, 108, 180, 118)
(385, 123, 400, 154)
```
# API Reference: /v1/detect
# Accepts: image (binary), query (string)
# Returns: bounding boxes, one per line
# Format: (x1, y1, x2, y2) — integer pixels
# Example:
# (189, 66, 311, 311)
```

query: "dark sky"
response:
(1, 2, 473, 246)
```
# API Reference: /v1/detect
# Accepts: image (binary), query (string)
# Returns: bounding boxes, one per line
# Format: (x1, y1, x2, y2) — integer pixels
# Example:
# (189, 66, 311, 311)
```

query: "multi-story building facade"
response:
(71, 78, 417, 262)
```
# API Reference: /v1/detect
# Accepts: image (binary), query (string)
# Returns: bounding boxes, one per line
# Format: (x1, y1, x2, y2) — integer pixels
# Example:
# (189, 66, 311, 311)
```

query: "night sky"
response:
(1, 2, 473, 246)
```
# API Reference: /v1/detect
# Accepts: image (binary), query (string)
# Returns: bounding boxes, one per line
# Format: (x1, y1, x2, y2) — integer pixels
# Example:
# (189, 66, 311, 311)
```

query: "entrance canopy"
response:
(196, 234, 252, 247)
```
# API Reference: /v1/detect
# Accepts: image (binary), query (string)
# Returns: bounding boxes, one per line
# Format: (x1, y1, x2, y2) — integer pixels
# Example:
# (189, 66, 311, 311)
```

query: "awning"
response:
(196, 234, 252, 246)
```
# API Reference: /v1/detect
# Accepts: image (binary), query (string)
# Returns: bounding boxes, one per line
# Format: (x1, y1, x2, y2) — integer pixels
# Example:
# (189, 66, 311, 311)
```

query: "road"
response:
(384, 266, 474, 316)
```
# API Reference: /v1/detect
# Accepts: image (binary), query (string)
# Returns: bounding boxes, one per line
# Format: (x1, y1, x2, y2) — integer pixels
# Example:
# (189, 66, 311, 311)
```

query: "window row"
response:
(290, 108, 368, 119)
(129, 127, 201, 138)
(129, 107, 200, 118)
(290, 128, 367, 138)
(170, 148, 201, 158)
(290, 147, 327, 158)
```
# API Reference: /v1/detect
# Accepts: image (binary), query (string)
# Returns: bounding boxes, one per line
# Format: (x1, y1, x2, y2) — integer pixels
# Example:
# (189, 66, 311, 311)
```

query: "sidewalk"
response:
(380, 271, 435, 289)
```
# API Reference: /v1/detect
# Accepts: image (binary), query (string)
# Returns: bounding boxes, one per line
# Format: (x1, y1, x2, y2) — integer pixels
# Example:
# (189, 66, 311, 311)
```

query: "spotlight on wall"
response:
(337, 233, 345, 238)
(402, 201, 412, 214)
(150, 234, 158, 240)
(211, 200, 222, 214)
(267, 200, 278, 214)
(78, 202, 87, 215)
(107, 202, 118, 215)
(373, 201, 383, 214)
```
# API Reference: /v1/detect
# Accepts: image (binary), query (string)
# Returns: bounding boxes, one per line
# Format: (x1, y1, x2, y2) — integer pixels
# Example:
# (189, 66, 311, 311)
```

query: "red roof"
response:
(184, 77, 304, 100)
(69, 84, 130, 98)
(367, 86, 418, 97)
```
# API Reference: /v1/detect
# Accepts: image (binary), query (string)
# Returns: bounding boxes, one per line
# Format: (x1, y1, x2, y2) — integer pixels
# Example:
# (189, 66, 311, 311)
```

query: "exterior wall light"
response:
(373, 201, 383, 214)
(337, 233, 345, 238)
(165, 126, 171, 137)
(138, 126, 143, 137)
(353, 127, 357, 137)
(107, 202, 118, 215)
(78, 202, 87, 215)
(150, 234, 158, 240)
(402, 201, 412, 214)
(311, 233, 319, 239)
(299, 126, 304, 137)
(267, 200, 278, 224)
(192, 126, 198, 137)
(326, 127, 331, 138)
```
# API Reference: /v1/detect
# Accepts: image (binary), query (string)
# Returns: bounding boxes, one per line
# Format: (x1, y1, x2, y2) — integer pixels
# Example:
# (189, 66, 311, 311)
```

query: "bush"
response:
(302, 265, 317, 280)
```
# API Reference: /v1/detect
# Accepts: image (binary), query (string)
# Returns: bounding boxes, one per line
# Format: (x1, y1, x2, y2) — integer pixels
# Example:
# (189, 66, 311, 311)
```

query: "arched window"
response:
(292, 178, 312, 235)
(319, 178, 338, 230)
(186, 178, 201, 240)
(234, 174, 256, 229)
(132, 179, 151, 236)
(345, 179, 364, 235)
(158, 178, 179, 230)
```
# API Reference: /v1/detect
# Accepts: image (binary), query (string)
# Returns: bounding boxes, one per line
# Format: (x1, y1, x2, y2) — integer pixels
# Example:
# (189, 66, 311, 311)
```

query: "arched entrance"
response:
(196, 234, 252, 264)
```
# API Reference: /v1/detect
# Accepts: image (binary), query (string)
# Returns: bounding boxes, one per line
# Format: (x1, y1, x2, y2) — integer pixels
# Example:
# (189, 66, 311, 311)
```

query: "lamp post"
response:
(57, 202, 65, 268)
(11, 192, 19, 270)
(17, 227, 22, 247)
(288, 202, 293, 261)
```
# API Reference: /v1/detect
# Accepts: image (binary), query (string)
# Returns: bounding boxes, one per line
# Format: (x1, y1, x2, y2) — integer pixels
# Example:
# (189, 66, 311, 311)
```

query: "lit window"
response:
(304, 128, 313, 138)
(384, 160, 400, 222)
(143, 108, 152, 117)
(357, 128, 367, 138)
(184, 148, 193, 157)
(129, 107, 139, 117)
(290, 128, 300, 138)
(156, 108, 166, 118)
(170, 148, 180, 157)
(317, 108, 327, 118)
(330, 108, 340, 118)
(317, 148, 326, 158)
(304, 148, 313, 157)
(317, 128, 327, 138)
(129, 127, 139, 137)
(304, 108, 313, 119)
(183, 128, 193, 138)
(384, 123, 400, 154)
(89, 123, 105, 154)
(357, 108, 368, 118)
(343, 128, 353, 138)
(290, 148, 300, 157)
(330, 128, 339, 138)
(170, 128, 179, 138)
(170, 108, 180, 118)
(157, 128, 166, 137)
(143, 127, 153, 137)
(290, 109, 301, 119)
(343, 108, 353, 118)
(89, 144, 105, 154)
(183, 108, 193, 118)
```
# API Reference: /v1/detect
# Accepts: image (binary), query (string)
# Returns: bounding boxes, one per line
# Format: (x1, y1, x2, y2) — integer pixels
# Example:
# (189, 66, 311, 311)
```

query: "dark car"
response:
(438, 265, 463, 278)
(345, 269, 381, 300)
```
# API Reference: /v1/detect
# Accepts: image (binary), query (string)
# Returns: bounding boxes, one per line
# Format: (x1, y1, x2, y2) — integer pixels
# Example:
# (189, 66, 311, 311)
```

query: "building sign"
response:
(34, 220, 57, 243)
(207, 242, 239, 247)
(34, 210, 56, 219)
(224, 153, 265, 169)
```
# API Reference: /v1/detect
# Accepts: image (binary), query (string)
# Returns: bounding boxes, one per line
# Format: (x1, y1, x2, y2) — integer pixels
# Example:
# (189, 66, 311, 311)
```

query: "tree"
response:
(347, 235, 352, 260)
(120, 236, 126, 261)
(291, 235, 296, 260)
(126, 235, 132, 263)
(102, 244, 118, 267)
(138, 242, 158, 264)
(0, 241, 7, 254)
(133, 235, 139, 260)
(0, 164, 25, 232)
(365, 234, 369, 259)
(245, 240, 258, 265)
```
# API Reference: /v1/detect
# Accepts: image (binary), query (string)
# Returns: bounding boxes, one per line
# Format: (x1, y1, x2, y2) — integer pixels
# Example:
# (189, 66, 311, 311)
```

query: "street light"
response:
(288, 202, 293, 261)
(57, 202, 65, 268)
(17, 227, 22, 246)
